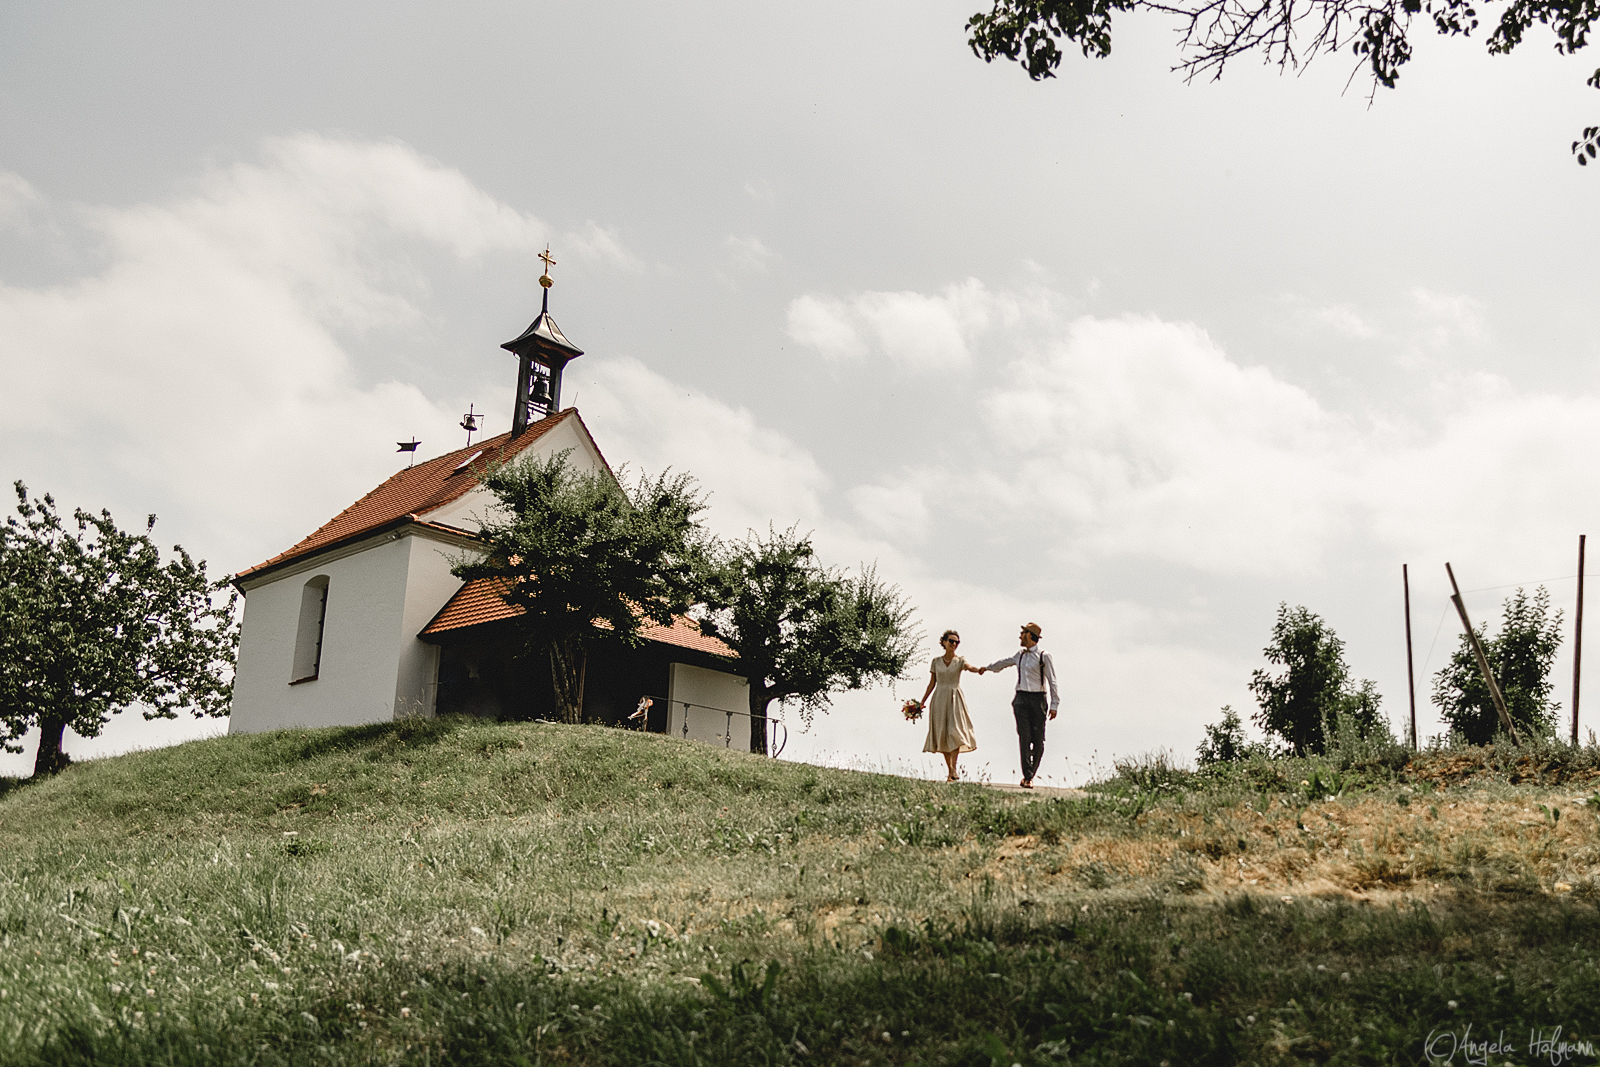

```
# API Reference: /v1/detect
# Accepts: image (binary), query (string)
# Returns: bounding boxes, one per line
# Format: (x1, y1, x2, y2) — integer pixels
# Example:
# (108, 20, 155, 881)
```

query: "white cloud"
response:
(562, 220, 643, 272)
(975, 310, 1600, 576)
(1411, 287, 1485, 347)
(785, 294, 866, 360)
(850, 478, 931, 540)
(0, 170, 40, 226)
(241, 135, 544, 259)
(1281, 288, 1488, 352)
(854, 289, 973, 369)
(724, 234, 772, 274)
(574, 357, 829, 538)
(1306, 302, 1376, 339)
(785, 278, 1028, 369)
(982, 314, 1355, 574)
(806, 277, 1600, 588)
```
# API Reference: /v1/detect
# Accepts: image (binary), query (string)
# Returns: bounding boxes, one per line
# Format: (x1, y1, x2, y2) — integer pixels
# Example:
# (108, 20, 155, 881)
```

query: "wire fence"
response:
(628, 696, 787, 758)
(1419, 569, 1590, 678)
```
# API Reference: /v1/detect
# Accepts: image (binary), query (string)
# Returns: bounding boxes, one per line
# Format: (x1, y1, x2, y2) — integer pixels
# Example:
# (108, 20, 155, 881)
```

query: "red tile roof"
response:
(420, 577, 732, 658)
(235, 411, 577, 583)
(419, 576, 519, 634)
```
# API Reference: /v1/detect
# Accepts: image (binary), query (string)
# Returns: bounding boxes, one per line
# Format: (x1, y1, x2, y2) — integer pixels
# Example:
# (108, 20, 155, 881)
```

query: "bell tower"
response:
(502, 248, 585, 436)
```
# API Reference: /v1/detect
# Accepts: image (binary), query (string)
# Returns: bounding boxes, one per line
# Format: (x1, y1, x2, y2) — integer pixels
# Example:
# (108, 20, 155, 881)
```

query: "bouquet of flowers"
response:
(901, 699, 925, 722)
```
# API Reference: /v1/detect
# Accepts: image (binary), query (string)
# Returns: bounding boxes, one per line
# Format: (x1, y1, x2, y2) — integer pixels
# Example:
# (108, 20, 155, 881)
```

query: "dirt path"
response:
(984, 783, 1089, 799)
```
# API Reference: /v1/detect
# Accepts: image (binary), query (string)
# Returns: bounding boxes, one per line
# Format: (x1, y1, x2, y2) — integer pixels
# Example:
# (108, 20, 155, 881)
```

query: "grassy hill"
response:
(4, 718, 1600, 1065)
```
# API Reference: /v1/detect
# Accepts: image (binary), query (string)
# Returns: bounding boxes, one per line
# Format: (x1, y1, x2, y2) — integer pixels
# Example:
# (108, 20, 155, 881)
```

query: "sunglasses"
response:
(943, 637, 960, 644)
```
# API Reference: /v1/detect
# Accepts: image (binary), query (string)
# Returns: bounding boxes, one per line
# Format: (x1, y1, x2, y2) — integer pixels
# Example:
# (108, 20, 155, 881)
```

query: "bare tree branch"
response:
(968, 0, 1598, 160)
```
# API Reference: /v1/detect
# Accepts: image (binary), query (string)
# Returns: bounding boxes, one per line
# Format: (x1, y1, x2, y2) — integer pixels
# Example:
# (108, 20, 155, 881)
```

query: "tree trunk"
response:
(748, 685, 772, 756)
(549, 637, 587, 725)
(33, 717, 70, 777)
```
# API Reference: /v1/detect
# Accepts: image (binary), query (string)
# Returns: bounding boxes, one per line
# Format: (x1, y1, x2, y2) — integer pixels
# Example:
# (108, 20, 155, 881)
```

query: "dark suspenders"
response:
(1010, 648, 1048, 689)
(1026, 648, 1045, 689)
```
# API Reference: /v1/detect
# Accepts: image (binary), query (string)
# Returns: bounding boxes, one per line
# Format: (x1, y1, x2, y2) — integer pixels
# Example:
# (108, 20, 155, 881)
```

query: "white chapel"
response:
(227, 265, 750, 743)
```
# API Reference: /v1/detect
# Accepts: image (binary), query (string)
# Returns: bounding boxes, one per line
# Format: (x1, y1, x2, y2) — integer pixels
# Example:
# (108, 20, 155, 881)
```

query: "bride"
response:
(919, 630, 980, 781)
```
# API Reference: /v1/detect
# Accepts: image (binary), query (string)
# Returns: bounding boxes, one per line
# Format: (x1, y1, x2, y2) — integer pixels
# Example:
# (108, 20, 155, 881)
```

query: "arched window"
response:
(290, 576, 330, 683)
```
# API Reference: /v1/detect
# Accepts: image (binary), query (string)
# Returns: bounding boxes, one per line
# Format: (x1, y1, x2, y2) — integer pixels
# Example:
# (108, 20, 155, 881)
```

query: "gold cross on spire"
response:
(538, 247, 557, 289)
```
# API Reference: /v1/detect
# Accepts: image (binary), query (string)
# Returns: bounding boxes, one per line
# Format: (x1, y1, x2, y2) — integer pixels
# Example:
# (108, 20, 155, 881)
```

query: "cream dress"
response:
(923, 655, 978, 754)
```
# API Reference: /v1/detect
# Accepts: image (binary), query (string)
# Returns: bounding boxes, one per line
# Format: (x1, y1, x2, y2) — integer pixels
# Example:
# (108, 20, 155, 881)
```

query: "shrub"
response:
(1195, 706, 1284, 766)
(1433, 586, 1563, 743)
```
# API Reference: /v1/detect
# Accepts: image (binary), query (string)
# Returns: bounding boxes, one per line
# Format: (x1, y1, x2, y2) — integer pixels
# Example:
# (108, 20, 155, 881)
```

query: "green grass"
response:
(5, 717, 1600, 1064)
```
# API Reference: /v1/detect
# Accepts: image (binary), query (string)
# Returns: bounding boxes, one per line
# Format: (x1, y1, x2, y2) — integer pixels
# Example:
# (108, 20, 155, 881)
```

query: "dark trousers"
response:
(1012, 691, 1048, 782)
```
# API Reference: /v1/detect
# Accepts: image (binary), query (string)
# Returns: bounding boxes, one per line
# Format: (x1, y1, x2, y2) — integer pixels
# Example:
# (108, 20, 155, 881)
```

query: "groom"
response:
(983, 622, 1059, 788)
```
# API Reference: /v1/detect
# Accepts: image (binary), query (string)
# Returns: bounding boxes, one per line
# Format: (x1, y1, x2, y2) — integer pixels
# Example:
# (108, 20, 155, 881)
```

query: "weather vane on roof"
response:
(397, 438, 421, 469)
(460, 403, 480, 446)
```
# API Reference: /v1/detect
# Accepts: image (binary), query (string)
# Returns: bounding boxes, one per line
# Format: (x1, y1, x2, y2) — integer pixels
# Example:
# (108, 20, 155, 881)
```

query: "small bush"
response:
(1320, 710, 1408, 774)
(1110, 749, 1196, 792)
(1195, 706, 1281, 767)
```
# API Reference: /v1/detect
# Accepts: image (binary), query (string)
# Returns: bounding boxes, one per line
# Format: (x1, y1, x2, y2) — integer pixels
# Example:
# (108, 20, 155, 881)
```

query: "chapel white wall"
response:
(231, 533, 415, 734)
(392, 535, 475, 718)
(667, 663, 751, 747)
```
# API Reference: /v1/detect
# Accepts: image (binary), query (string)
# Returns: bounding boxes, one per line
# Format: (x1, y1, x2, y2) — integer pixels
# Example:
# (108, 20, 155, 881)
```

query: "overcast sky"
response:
(4, 1, 1599, 782)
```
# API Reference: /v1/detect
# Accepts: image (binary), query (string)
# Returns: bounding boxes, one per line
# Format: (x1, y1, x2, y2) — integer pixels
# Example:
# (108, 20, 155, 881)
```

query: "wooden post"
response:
(1446, 562, 1520, 744)
(1404, 564, 1418, 750)
(1574, 534, 1586, 745)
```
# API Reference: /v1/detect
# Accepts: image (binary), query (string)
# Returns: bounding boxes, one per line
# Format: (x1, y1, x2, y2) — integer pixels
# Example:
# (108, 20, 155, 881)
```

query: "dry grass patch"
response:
(1036, 786, 1600, 904)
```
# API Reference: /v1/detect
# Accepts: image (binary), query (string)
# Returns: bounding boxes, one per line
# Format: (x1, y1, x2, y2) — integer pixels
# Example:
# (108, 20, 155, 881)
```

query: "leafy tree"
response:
(966, 0, 1600, 163)
(1432, 585, 1562, 743)
(1248, 603, 1386, 755)
(0, 482, 238, 777)
(698, 527, 920, 755)
(455, 452, 711, 725)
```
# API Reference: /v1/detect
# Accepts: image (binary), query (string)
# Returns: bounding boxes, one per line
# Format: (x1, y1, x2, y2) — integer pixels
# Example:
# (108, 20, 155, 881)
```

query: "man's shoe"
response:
(1020, 779, 1033, 789)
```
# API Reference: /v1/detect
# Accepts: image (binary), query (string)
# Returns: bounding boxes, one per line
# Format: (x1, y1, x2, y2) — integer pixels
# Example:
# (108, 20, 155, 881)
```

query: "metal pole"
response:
(1404, 564, 1418, 750)
(1574, 534, 1586, 745)
(1446, 562, 1520, 744)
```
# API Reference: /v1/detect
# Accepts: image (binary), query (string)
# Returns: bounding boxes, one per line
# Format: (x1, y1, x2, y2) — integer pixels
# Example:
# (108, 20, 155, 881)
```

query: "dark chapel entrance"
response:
(424, 617, 734, 732)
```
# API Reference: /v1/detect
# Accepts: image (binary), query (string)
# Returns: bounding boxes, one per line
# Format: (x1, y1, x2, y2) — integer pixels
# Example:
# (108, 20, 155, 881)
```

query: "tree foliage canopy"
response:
(1248, 603, 1387, 755)
(0, 482, 238, 776)
(698, 527, 920, 755)
(967, 0, 1600, 162)
(1432, 585, 1562, 744)
(453, 451, 712, 724)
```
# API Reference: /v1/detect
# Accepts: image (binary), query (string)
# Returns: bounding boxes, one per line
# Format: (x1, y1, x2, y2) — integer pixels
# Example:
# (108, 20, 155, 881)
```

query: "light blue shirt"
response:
(986, 646, 1059, 711)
